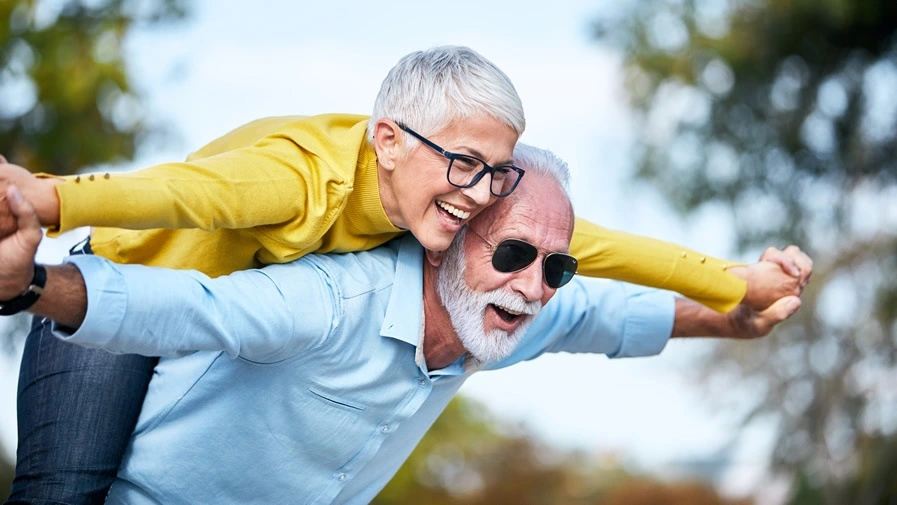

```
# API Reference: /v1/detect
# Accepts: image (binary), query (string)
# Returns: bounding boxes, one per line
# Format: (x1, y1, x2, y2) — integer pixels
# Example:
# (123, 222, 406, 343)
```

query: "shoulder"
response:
(187, 114, 371, 161)
(264, 238, 403, 299)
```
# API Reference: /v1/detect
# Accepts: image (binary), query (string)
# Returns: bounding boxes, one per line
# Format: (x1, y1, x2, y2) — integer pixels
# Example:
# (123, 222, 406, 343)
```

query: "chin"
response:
(419, 234, 453, 253)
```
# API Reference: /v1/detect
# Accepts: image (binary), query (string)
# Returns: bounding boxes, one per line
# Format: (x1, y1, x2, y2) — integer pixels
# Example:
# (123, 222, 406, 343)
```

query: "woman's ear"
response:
(373, 119, 402, 172)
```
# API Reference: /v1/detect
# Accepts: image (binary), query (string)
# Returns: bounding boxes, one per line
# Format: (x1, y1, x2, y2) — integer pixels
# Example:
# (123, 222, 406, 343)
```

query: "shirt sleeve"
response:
(490, 278, 675, 369)
(569, 216, 747, 313)
(49, 134, 352, 239)
(50, 255, 339, 362)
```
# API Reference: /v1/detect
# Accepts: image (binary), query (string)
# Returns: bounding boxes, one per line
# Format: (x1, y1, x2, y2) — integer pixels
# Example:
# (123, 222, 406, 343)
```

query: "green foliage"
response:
(375, 397, 748, 504)
(602, 478, 753, 505)
(594, 0, 897, 503)
(0, 0, 187, 174)
(0, 440, 11, 505)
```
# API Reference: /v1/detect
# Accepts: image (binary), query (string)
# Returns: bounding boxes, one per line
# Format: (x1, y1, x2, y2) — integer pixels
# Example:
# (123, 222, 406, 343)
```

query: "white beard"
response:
(436, 230, 541, 363)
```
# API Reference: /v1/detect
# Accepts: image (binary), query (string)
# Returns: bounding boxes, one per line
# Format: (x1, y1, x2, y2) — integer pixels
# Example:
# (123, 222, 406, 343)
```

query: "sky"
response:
(1, 0, 783, 500)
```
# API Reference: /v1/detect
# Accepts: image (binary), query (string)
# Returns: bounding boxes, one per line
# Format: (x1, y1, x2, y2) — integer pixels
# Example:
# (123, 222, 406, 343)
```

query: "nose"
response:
(509, 260, 547, 303)
(459, 175, 493, 207)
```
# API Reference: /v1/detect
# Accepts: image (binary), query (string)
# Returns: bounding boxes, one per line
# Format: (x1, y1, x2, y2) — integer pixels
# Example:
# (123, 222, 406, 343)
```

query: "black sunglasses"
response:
(467, 228, 578, 289)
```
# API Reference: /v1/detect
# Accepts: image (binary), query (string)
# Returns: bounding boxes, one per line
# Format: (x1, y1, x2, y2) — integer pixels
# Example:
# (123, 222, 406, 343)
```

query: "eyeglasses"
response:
(467, 227, 578, 289)
(396, 122, 525, 198)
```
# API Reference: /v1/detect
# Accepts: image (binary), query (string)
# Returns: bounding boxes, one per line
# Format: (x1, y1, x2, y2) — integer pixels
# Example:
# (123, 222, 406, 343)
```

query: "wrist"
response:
(29, 176, 62, 226)
(0, 264, 46, 315)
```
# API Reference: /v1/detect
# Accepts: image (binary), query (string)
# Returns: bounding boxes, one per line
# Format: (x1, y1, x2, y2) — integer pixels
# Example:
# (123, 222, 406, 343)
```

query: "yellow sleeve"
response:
(570, 217, 747, 313)
(49, 133, 354, 238)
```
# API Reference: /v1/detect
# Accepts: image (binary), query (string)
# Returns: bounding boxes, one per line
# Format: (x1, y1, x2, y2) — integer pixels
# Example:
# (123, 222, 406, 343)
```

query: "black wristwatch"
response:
(0, 264, 47, 316)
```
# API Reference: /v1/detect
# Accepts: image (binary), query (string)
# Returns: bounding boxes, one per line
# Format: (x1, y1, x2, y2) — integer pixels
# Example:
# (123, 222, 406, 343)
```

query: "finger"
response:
(757, 295, 802, 334)
(7, 185, 43, 249)
(783, 245, 813, 286)
(0, 184, 15, 238)
(761, 247, 800, 277)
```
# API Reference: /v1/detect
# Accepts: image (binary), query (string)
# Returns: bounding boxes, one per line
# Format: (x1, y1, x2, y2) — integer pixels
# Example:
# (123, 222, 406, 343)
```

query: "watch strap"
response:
(0, 264, 47, 316)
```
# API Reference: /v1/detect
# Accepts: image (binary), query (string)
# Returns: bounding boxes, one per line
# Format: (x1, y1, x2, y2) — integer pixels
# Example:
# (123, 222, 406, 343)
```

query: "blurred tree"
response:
(602, 478, 752, 505)
(0, 0, 188, 493)
(1, 0, 187, 174)
(594, 0, 897, 503)
(375, 397, 747, 504)
(0, 440, 11, 504)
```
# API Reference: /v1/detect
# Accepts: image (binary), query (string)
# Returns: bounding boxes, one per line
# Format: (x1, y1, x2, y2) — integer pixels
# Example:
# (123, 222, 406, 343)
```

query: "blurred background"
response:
(2, 0, 896, 503)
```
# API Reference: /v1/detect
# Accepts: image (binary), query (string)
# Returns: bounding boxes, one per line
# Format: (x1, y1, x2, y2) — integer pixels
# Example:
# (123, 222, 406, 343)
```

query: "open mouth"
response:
(437, 200, 470, 225)
(489, 304, 524, 324)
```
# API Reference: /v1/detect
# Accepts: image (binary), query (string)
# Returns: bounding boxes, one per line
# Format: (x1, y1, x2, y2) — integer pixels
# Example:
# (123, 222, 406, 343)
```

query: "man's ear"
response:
(425, 249, 444, 267)
(373, 119, 402, 172)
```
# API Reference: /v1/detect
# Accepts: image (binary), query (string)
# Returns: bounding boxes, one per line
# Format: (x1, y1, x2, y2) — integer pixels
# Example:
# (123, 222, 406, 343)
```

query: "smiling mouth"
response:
(490, 304, 524, 323)
(437, 201, 470, 224)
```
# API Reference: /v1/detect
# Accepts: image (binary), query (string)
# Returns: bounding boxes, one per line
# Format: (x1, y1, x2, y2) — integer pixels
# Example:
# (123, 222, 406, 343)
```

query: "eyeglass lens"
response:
(492, 239, 577, 288)
(448, 157, 520, 197)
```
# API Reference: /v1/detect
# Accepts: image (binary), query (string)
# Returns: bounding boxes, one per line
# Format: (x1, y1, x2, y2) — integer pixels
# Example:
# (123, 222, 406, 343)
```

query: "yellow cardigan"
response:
(48, 113, 745, 312)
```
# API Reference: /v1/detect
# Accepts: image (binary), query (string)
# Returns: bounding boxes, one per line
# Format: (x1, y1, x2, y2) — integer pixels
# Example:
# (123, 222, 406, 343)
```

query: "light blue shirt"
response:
(55, 235, 674, 505)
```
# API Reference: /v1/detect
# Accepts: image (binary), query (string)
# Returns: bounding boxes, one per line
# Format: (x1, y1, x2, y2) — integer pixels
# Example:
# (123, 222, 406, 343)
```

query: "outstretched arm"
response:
(570, 217, 806, 314)
(0, 184, 338, 360)
(0, 115, 369, 240)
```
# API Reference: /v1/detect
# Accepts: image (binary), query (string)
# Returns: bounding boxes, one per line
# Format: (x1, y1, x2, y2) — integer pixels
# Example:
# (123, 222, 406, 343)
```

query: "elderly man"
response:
(0, 145, 810, 504)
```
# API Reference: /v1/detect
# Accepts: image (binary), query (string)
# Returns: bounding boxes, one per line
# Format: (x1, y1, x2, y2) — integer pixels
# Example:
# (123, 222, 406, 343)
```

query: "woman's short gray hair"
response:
(368, 46, 525, 142)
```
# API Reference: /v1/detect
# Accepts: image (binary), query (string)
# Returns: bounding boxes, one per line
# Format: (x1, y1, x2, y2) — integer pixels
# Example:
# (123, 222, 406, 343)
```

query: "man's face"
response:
(436, 176, 574, 362)
(390, 115, 518, 254)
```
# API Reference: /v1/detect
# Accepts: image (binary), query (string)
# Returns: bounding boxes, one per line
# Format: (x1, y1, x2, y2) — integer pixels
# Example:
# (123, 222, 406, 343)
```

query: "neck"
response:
(421, 257, 467, 370)
(377, 163, 405, 229)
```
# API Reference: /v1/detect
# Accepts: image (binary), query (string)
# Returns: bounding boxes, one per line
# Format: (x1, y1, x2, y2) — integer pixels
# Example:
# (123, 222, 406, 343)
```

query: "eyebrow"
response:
(452, 144, 514, 167)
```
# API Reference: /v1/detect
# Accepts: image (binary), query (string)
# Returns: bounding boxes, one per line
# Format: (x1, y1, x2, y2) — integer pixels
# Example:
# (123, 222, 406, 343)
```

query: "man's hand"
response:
(0, 184, 44, 300)
(724, 293, 802, 339)
(0, 182, 16, 239)
(728, 245, 813, 310)
(0, 154, 62, 229)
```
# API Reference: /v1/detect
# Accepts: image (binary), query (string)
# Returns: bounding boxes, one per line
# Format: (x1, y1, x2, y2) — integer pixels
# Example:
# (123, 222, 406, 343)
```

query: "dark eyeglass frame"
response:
(466, 227, 578, 289)
(395, 122, 525, 198)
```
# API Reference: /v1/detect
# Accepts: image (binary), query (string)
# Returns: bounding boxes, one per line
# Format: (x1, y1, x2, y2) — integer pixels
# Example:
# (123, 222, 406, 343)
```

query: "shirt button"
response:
(381, 425, 391, 434)
(418, 379, 427, 387)
(337, 473, 347, 481)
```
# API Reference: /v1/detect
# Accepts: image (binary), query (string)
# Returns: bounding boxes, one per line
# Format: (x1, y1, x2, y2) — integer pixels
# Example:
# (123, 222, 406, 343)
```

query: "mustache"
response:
(482, 287, 541, 317)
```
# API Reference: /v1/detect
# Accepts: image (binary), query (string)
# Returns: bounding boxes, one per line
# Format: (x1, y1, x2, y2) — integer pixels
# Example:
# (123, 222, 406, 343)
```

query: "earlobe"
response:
(373, 119, 401, 172)
(426, 249, 444, 267)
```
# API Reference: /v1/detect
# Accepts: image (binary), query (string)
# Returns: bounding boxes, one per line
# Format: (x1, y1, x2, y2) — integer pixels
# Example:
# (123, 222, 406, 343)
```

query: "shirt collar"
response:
(380, 235, 477, 378)
(380, 235, 425, 347)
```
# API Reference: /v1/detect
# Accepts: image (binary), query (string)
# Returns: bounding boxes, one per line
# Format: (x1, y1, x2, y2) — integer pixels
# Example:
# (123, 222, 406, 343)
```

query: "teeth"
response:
(437, 201, 470, 220)
(496, 305, 523, 316)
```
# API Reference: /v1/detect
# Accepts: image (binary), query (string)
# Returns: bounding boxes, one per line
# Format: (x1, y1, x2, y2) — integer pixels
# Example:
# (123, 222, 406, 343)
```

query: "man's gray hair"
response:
(368, 46, 525, 143)
(513, 143, 571, 196)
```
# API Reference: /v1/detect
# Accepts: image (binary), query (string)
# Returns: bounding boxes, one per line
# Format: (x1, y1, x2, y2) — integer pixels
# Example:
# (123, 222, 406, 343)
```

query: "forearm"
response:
(40, 255, 334, 360)
(51, 154, 307, 234)
(30, 263, 88, 329)
(569, 217, 747, 313)
(670, 297, 733, 339)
